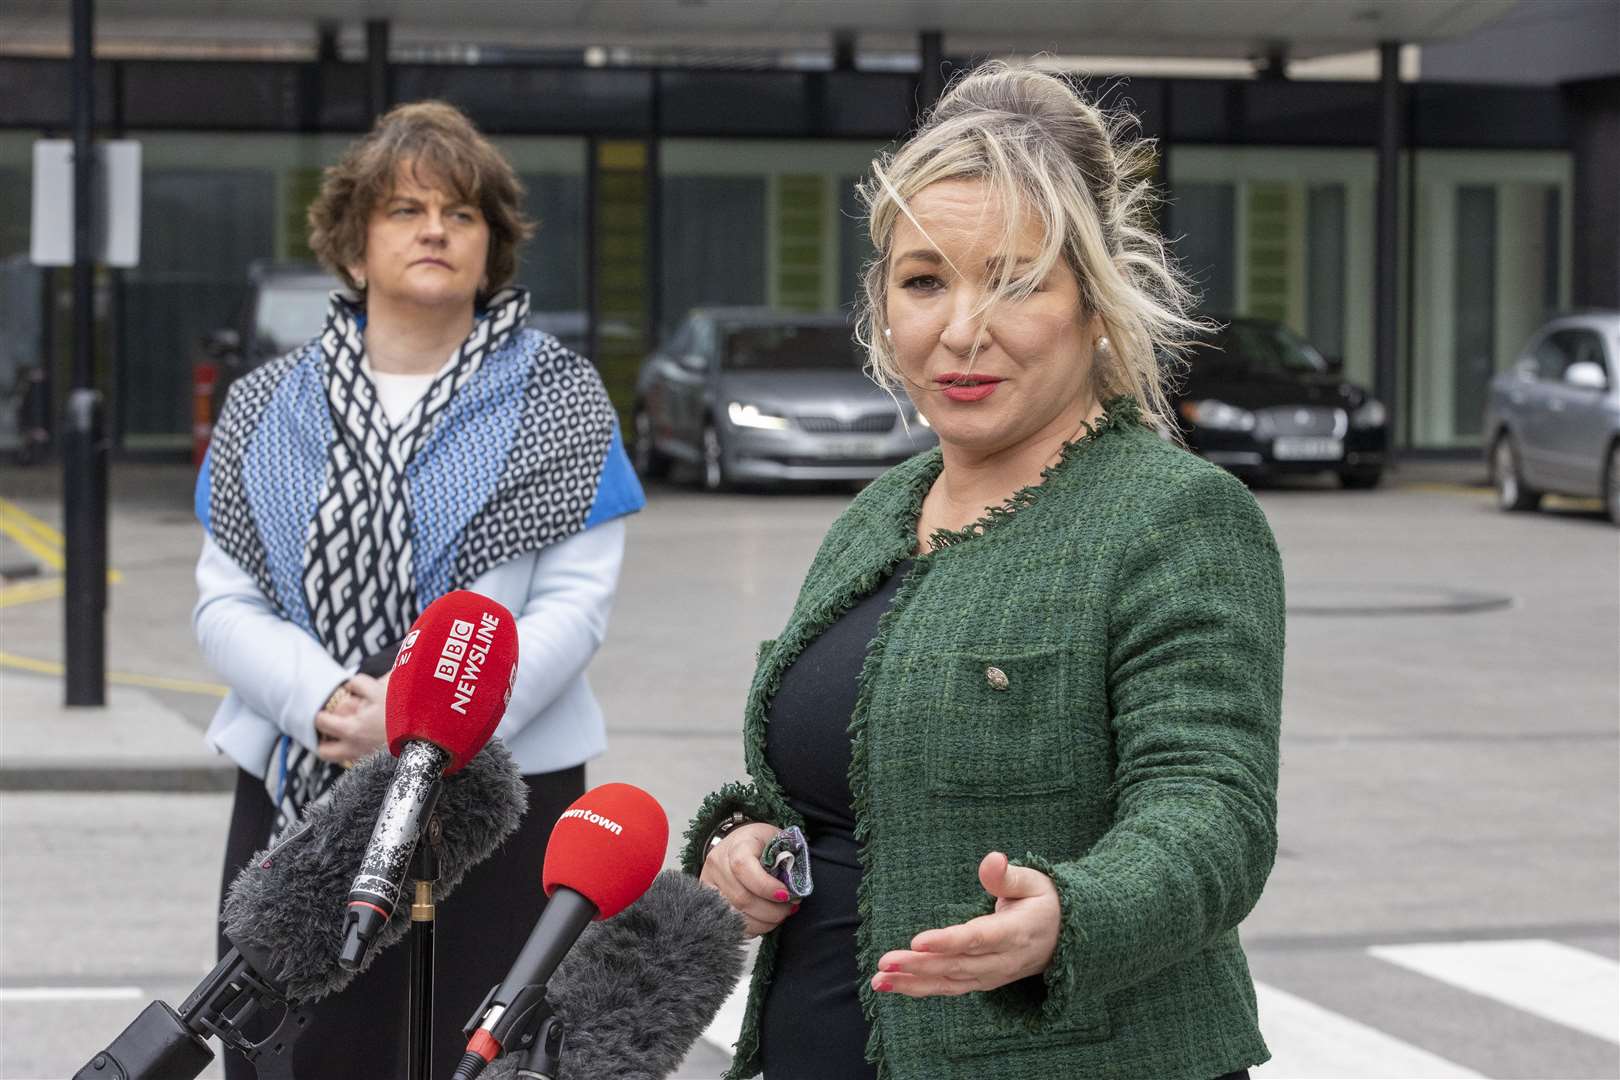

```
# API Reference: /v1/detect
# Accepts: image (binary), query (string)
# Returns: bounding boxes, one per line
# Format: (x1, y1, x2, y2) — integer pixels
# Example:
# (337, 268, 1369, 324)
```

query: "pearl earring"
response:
(883, 327, 892, 339)
(1096, 335, 1110, 353)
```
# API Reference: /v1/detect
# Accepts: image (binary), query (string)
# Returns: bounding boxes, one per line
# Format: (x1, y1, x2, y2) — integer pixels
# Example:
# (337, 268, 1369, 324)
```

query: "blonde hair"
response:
(308, 100, 535, 299)
(854, 62, 1201, 432)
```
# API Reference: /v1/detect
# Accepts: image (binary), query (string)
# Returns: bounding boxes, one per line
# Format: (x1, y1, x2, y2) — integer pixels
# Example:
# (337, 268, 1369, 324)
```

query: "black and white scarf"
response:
(273, 288, 528, 838)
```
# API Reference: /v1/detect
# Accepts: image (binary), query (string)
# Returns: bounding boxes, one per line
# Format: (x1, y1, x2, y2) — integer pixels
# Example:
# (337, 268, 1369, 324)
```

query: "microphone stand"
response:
(407, 813, 444, 1080)
(73, 936, 307, 1080)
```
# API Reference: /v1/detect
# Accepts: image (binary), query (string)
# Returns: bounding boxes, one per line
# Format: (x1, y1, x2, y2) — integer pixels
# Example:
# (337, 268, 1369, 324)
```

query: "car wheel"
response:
(1492, 434, 1541, 513)
(700, 421, 730, 493)
(1338, 469, 1381, 490)
(631, 406, 670, 480)
(1605, 441, 1620, 526)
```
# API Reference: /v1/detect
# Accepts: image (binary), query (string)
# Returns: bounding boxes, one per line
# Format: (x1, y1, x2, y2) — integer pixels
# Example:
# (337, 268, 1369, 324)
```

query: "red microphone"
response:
(455, 784, 668, 1078)
(339, 590, 520, 971)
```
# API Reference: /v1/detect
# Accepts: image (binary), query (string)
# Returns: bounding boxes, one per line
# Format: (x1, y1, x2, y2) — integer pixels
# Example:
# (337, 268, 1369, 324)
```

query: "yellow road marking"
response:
(0, 577, 64, 609)
(0, 498, 63, 546)
(1399, 482, 1603, 511)
(0, 650, 227, 698)
(0, 499, 66, 571)
(1400, 482, 1493, 498)
(0, 498, 124, 598)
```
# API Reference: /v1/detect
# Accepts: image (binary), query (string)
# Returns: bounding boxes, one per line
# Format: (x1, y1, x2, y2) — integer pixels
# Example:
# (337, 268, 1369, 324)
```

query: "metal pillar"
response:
(833, 29, 856, 71)
(65, 0, 106, 706)
(1375, 40, 1402, 455)
(366, 19, 391, 122)
(316, 20, 341, 63)
(917, 31, 944, 121)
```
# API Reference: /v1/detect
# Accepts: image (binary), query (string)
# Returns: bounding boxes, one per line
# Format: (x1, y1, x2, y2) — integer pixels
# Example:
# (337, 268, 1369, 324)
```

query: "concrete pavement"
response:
(2, 456, 1616, 1080)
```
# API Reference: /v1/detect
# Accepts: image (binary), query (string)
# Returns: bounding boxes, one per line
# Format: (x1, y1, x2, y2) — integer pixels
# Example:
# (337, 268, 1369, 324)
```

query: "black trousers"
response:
(218, 763, 585, 1080)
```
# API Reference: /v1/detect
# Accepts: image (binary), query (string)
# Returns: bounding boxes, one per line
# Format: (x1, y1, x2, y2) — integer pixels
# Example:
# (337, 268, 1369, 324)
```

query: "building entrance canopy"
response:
(4, 0, 1514, 62)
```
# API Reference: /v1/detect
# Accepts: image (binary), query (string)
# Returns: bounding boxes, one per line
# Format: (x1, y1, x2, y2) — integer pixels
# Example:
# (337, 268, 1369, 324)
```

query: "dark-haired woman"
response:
(193, 100, 642, 1079)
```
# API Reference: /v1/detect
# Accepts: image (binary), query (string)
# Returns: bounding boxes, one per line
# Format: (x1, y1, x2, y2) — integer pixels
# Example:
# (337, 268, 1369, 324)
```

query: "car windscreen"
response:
(720, 324, 861, 371)
(1201, 321, 1327, 376)
(256, 285, 334, 354)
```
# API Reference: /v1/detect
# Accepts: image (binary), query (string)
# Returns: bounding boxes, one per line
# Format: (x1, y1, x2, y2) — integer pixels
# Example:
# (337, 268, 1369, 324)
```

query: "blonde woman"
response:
(686, 64, 1282, 1080)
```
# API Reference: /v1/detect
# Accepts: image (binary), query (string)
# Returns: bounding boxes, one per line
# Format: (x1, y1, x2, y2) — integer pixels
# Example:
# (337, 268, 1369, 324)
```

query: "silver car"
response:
(1484, 310, 1620, 524)
(631, 308, 936, 490)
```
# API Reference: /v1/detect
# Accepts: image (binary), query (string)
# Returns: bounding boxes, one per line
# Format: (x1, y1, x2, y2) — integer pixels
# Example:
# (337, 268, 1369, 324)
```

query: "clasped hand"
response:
(872, 852, 1060, 998)
(314, 672, 389, 766)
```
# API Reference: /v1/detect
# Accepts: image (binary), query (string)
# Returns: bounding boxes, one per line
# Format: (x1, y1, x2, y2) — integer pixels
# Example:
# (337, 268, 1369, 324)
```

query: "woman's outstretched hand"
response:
(700, 821, 799, 938)
(871, 851, 1060, 998)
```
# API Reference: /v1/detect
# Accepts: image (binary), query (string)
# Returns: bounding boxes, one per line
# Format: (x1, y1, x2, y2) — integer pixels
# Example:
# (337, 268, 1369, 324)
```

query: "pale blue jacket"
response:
(192, 519, 623, 778)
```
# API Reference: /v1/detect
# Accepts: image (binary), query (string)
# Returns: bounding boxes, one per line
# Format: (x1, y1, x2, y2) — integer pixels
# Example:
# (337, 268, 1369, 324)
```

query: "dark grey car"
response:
(1484, 311, 1620, 524)
(204, 261, 338, 426)
(631, 308, 936, 490)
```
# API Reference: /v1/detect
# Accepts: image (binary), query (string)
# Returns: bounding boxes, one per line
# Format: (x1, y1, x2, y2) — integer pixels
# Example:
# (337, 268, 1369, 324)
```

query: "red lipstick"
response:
(936, 372, 1003, 403)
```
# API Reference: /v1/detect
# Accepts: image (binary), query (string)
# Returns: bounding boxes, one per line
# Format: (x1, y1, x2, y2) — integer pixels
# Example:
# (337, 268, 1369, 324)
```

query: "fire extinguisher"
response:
(192, 360, 218, 467)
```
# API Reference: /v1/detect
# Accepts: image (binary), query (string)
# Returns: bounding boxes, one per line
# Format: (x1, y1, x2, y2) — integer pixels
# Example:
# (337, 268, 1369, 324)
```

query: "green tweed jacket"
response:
(682, 401, 1285, 1080)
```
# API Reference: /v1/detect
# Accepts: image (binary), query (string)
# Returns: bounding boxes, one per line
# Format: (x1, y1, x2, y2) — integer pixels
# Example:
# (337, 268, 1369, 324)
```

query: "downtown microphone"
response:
(453, 783, 669, 1079)
(75, 740, 528, 1079)
(484, 870, 748, 1080)
(339, 589, 520, 971)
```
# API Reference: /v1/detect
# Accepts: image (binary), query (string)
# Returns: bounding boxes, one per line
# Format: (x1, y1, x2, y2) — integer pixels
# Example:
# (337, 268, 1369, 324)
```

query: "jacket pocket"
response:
(925, 901, 1111, 1059)
(921, 647, 1076, 798)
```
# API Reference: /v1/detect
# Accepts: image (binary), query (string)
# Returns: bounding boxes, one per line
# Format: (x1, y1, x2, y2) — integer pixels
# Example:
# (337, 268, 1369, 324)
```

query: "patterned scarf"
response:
(265, 289, 526, 836)
(199, 285, 637, 841)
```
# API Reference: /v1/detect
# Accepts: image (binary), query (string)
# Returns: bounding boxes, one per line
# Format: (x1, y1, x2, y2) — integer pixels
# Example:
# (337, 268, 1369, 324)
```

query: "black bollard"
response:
(63, 387, 108, 706)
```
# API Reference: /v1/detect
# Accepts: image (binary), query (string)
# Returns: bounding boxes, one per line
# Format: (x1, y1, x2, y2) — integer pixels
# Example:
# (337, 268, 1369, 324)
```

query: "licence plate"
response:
(1273, 436, 1344, 461)
(824, 438, 888, 459)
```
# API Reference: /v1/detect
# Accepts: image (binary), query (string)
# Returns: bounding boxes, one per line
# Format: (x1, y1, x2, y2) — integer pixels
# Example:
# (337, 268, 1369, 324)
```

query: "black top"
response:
(758, 560, 911, 1080)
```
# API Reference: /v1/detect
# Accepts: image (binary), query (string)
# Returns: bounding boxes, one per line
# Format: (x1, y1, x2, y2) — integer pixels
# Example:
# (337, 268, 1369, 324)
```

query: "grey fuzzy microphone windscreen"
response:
(485, 870, 747, 1080)
(221, 740, 527, 1003)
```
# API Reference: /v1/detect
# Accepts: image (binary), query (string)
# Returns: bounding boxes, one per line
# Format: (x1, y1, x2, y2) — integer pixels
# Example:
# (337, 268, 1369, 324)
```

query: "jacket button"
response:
(985, 665, 1009, 691)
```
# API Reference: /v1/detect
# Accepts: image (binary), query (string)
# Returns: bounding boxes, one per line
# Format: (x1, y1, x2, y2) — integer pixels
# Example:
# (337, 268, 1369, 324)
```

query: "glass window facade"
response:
(658, 139, 884, 345)
(1410, 150, 1570, 448)
(1, 132, 40, 451)
(1, 92, 1579, 454)
(1169, 147, 1376, 388)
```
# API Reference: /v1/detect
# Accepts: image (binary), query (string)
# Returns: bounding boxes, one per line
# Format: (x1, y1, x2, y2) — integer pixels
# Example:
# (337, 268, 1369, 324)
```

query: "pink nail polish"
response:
(881, 962, 899, 973)
(875, 981, 893, 992)
(774, 889, 789, 902)
(790, 903, 801, 914)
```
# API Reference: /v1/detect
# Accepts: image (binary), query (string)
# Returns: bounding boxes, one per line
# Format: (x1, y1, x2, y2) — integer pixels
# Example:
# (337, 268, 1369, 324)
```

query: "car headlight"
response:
(1179, 399, 1256, 432)
(1352, 399, 1387, 429)
(726, 401, 789, 430)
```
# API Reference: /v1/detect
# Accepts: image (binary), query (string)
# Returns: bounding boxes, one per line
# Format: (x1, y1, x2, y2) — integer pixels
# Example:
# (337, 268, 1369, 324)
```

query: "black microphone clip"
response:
(456, 984, 564, 1080)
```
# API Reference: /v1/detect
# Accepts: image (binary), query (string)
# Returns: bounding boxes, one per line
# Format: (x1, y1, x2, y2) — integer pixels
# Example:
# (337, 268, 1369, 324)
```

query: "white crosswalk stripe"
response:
(698, 939, 1618, 1077)
(1251, 981, 1485, 1079)
(0, 986, 144, 1002)
(1369, 938, 1620, 1046)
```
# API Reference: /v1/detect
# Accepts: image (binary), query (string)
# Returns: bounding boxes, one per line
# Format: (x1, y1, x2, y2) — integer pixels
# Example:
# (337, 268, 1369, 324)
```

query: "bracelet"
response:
(323, 683, 352, 712)
(704, 810, 751, 860)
